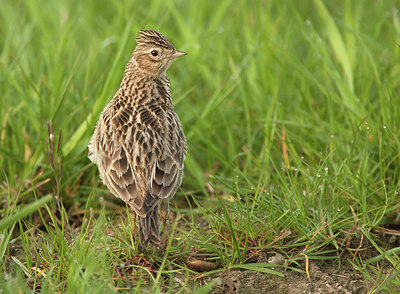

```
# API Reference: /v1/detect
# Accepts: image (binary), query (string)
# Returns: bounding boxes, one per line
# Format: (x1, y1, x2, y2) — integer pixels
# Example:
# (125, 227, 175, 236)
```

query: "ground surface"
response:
(206, 256, 369, 294)
(3, 231, 374, 294)
(197, 235, 391, 294)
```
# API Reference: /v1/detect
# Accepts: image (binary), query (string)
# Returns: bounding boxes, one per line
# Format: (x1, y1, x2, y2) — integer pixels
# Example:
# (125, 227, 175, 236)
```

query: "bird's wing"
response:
(149, 111, 187, 201)
(92, 98, 140, 209)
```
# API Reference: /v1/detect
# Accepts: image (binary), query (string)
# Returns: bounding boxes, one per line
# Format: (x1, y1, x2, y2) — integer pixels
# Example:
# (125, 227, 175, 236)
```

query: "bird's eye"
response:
(151, 50, 159, 56)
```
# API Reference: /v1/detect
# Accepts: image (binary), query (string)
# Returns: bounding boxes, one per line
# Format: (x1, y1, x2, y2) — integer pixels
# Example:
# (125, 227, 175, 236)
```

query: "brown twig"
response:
(45, 121, 64, 223)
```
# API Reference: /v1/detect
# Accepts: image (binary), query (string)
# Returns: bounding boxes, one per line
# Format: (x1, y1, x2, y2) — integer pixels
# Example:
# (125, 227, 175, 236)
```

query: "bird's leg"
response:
(132, 212, 146, 253)
(160, 200, 169, 249)
(131, 211, 136, 242)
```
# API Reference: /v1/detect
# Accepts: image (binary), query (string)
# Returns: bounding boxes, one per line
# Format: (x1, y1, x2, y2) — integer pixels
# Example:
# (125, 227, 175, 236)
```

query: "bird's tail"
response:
(138, 208, 161, 248)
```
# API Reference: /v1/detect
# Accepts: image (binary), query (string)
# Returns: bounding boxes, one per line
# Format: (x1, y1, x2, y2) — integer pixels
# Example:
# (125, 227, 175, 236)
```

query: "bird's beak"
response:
(171, 50, 187, 59)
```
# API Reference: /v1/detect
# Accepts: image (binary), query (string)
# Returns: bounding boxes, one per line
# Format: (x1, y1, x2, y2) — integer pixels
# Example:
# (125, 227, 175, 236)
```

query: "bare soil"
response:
(205, 260, 368, 294)
(7, 207, 400, 293)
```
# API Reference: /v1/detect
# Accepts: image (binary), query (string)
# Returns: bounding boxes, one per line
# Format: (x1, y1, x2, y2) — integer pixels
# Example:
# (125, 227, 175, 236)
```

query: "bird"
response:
(88, 29, 187, 250)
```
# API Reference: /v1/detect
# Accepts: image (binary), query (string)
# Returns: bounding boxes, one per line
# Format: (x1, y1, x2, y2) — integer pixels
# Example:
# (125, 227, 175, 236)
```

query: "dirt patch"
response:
(206, 259, 368, 294)
(5, 209, 397, 293)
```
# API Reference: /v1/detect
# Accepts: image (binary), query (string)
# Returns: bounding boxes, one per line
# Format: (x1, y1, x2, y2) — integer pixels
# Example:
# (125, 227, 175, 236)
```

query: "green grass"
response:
(1, 0, 400, 292)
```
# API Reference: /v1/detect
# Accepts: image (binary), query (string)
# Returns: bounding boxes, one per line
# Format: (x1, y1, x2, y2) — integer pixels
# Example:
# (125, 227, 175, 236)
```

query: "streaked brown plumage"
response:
(88, 29, 187, 249)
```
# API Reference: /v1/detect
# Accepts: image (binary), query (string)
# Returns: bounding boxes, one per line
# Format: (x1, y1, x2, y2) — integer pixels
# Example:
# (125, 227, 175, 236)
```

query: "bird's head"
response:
(132, 29, 186, 77)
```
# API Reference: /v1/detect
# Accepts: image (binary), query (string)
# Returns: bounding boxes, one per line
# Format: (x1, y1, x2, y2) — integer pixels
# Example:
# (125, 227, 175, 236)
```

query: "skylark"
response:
(88, 29, 187, 249)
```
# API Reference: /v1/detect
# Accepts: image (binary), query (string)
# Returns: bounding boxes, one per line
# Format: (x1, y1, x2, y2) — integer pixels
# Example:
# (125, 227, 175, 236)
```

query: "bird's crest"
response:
(136, 30, 174, 50)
